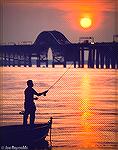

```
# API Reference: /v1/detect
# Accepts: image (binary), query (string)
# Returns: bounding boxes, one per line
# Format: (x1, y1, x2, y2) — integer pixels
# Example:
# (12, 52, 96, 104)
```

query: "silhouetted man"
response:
(23, 80, 48, 127)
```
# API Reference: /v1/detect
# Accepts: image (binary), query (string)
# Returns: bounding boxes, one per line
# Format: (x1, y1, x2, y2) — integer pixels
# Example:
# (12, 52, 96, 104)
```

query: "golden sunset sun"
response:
(80, 17, 92, 29)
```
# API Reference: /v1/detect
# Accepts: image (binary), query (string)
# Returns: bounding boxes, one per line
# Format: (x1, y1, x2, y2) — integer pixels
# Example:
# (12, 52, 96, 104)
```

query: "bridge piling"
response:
(105, 48, 110, 69)
(73, 61, 76, 68)
(81, 49, 84, 68)
(100, 47, 105, 69)
(28, 55, 32, 67)
(46, 53, 48, 67)
(91, 48, 95, 68)
(8, 53, 11, 67)
(4, 52, 7, 66)
(17, 55, 20, 67)
(88, 47, 95, 68)
(88, 48, 92, 68)
(36, 55, 40, 67)
(63, 57, 66, 68)
(78, 48, 80, 68)
(23, 55, 26, 66)
(96, 49, 99, 68)
(12, 53, 15, 67)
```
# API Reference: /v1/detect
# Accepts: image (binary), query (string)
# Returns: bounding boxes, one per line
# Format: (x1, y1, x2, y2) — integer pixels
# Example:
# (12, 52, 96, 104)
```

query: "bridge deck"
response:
(0, 31, 118, 69)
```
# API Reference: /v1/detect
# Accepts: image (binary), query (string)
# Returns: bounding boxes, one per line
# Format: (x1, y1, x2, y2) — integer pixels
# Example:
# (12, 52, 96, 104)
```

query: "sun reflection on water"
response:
(79, 74, 97, 148)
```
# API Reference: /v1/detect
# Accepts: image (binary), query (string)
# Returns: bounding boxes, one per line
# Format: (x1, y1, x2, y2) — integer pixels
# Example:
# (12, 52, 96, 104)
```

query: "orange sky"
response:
(0, 0, 118, 43)
(45, 0, 116, 31)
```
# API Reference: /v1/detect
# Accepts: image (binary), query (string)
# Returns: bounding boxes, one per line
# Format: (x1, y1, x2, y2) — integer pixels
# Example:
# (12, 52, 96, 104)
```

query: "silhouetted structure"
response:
(0, 117, 52, 149)
(0, 30, 118, 69)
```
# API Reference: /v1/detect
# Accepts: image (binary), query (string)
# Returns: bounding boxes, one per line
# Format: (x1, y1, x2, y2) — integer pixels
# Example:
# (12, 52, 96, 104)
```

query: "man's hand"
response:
(43, 90, 48, 96)
(34, 97, 38, 100)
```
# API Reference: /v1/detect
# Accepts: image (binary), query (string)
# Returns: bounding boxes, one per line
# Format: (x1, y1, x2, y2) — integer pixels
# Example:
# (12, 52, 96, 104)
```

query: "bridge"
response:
(0, 30, 118, 69)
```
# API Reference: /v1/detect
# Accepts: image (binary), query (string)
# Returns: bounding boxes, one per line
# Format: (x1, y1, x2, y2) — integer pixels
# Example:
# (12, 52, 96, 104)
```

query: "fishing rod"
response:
(47, 62, 73, 91)
(19, 63, 73, 115)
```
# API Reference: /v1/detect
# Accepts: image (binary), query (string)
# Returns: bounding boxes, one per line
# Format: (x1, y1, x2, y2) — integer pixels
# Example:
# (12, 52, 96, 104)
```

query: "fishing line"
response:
(44, 62, 73, 119)
(19, 63, 73, 115)
(48, 62, 73, 91)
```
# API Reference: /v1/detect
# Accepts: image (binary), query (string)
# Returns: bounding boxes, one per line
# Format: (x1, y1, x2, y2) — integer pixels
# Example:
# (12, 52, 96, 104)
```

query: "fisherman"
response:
(23, 80, 48, 127)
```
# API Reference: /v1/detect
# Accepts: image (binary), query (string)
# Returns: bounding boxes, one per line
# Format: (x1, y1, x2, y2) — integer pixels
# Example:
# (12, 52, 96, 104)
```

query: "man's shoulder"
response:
(25, 87, 35, 92)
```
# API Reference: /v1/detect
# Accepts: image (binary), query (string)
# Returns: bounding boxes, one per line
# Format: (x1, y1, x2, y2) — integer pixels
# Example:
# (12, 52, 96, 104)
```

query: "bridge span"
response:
(0, 30, 118, 69)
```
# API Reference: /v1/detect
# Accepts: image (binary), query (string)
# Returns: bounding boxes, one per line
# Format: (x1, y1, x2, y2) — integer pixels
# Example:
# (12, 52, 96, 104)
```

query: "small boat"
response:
(0, 117, 52, 148)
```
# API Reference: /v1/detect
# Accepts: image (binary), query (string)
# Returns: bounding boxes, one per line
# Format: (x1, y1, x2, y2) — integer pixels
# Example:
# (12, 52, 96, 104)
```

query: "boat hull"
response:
(0, 118, 52, 147)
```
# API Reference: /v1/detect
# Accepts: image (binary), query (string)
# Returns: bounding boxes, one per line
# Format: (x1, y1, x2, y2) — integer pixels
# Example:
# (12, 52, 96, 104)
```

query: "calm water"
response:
(0, 66, 118, 150)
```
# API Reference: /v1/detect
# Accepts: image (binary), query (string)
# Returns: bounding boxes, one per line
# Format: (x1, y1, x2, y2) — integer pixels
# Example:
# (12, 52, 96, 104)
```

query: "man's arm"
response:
(33, 89, 48, 96)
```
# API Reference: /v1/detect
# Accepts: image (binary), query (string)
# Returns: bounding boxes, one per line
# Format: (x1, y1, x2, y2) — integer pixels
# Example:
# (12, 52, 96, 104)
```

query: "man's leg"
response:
(23, 111, 29, 126)
(30, 110, 35, 127)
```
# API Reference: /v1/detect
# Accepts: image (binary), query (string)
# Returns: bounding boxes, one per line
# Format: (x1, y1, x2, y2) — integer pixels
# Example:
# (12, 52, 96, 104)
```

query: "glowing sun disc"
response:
(80, 17, 92, 28)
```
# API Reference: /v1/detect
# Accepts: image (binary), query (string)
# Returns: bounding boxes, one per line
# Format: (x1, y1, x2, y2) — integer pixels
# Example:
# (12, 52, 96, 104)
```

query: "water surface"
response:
(0, 66, 118, 149)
